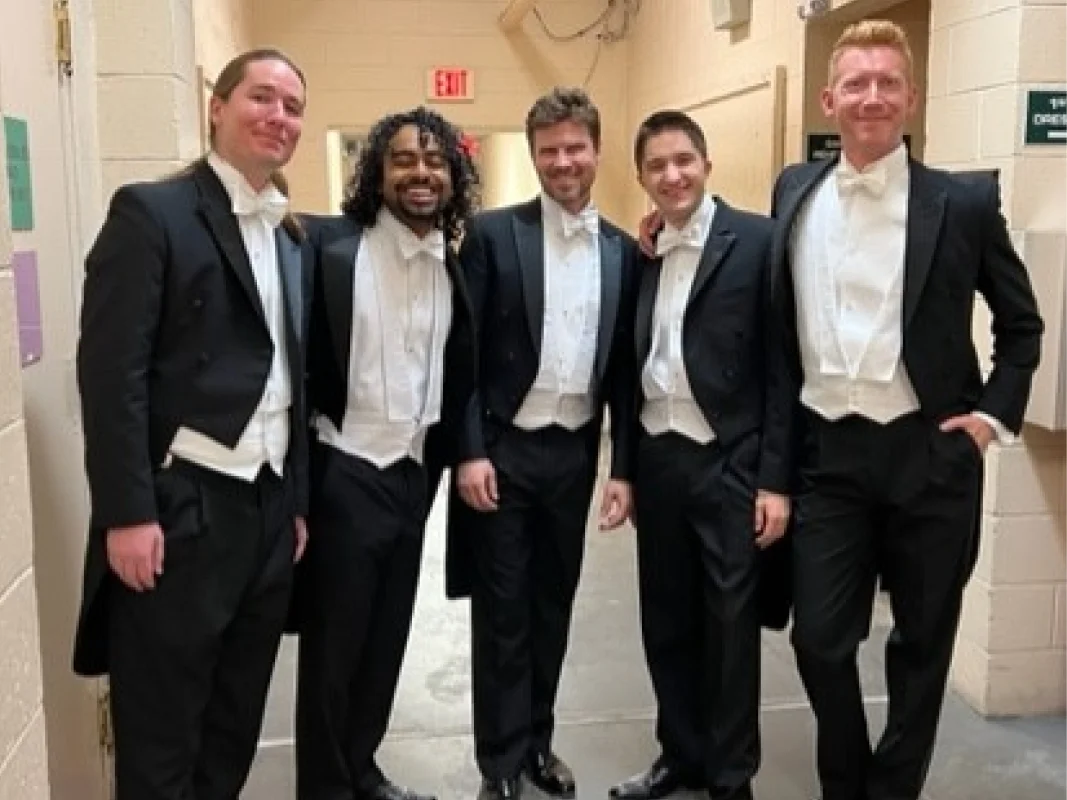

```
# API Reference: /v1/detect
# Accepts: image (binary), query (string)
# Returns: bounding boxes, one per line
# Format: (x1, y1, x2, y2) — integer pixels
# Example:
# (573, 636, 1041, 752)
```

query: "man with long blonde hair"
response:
(73, 48, 310, 799)
(769, 20, 1042, 800)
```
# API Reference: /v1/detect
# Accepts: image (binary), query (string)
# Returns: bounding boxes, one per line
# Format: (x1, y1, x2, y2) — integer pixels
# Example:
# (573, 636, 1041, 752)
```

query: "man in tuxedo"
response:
(294, 107, 478, 800)
(73, 49, 310, 800)
(770, 21, 1043, 800)
(608, 111, 791, 800)
(452, 87, 638, 800)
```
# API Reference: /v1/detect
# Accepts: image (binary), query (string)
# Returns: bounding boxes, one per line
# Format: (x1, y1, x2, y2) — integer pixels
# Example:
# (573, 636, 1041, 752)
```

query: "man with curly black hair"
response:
(293, 107, 478, 800)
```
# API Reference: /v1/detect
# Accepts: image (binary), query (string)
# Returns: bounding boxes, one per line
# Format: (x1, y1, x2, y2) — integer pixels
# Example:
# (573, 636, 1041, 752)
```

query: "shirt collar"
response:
(207, 151, 288, 225)
(836, 142, 908, 196)
(540, 191, 600, 238)
(376, 207, 445, 263)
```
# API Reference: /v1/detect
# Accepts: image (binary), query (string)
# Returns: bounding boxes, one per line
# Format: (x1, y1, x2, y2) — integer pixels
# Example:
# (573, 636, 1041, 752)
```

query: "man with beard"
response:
(294, 107, 478, 800)
(73, 49, 310, 799)
(451, 86, 638, 800)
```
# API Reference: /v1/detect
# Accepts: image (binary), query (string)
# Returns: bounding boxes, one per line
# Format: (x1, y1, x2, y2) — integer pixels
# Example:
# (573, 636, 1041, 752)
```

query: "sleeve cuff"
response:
(974, 411, 1016, 445)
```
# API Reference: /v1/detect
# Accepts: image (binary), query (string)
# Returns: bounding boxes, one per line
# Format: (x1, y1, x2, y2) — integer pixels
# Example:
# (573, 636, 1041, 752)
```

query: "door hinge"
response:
(55, 0, 73, 77)
(97, 687, 114, 755)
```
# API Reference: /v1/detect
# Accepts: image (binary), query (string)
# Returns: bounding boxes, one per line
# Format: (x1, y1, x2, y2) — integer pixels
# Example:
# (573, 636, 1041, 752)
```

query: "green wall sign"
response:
(1024, 90, 1066, 145)
(4, 116, 34, 231)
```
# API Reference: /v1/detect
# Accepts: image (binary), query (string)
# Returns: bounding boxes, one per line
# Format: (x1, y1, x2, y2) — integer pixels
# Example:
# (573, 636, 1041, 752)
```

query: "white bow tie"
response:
(233, 189, 288, 228)
(836, 163, 888, 197)
(656, 224, 705, 256)
(561, 209, 599, 239)
(399, 229, 445, 263)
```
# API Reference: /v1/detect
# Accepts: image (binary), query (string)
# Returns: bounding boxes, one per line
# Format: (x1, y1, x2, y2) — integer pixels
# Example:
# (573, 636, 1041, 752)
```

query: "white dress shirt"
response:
(791, 144, 922, 424)
(316, 208, 453, 468)
(513, 193, 601, 431)
(167, 152, 291, 480)
(641, 193, 717, 444)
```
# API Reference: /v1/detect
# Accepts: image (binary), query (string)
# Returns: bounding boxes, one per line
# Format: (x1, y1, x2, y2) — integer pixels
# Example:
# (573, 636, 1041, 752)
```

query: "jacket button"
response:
(723, 368, 736, 380)
(197, 352, 210, 366)
(507, 352, 515, 362)
(192, 297, 204, 310)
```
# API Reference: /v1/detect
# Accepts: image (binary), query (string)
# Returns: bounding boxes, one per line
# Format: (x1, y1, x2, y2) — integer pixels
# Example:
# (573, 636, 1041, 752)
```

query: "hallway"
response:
(246, 464, 1066, 800)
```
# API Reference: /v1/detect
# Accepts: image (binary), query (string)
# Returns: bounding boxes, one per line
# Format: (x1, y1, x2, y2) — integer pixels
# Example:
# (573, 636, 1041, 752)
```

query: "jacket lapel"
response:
(595, 231, 622, 381)
(194, 161, 267, 326)
(321, 224, 361, 378)
(513, 200, 545, 355)
(902, 161, 946, 328)
(634, 254, 661, 367)
(275, 228, 304, 343)
(688, 201, 737, 305)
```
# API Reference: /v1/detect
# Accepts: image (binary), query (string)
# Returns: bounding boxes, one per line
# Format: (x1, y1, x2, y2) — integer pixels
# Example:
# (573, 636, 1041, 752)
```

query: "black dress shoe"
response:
(369, 778, 437, 800)
(478, 777, 523, 800)
(609, 758, 702, 800)
(525, 751, 576, 798)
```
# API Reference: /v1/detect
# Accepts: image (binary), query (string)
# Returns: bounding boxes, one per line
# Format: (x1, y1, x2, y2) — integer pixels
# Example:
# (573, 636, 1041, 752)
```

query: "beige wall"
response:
(194, 0, 252, 83)
(480, 131, 540, 210)
(0, 60, 50, 800)
(624, 0, 807, 221)
(923, 0, 1067, 716)
(249, 0, 633, 225)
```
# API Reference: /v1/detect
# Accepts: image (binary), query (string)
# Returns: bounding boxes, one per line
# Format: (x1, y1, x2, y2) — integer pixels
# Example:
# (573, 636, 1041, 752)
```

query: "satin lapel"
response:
(321, 226, 361, 379)
(634, 254, 662, 368)
(194, 162, 267, 326)
(902, 162, 947, 329)
(770, 158, 836, 305)
(275, 229, 304, 343)
(595, 232, 622, 381)
(513, 206, 545, 355)
(688, 226, 736, 305)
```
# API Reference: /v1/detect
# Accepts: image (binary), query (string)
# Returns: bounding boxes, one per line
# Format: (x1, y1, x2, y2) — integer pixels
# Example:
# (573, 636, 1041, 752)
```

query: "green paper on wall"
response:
(4, 116, 34, 231)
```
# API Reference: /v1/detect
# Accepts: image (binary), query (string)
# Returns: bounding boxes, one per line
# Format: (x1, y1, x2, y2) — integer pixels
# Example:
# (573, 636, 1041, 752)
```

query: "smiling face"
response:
(210, 57, 305, 189)
(379, 124, 453, 235)
(530, 119, 600, 214)
(822, 44, 917, 168)
(637, 127, 711, 228)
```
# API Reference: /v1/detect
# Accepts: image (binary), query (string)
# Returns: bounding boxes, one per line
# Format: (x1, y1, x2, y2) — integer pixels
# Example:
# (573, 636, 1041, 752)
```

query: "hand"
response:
(939, 414, 994, 454)
(107, 522, 165, 591)
(294, 516, 309, 563)
(754, 490, 790, 549)
(599, 479, 633, 530)
(458, 458, 499, 512)
(637, 210, 664, 258)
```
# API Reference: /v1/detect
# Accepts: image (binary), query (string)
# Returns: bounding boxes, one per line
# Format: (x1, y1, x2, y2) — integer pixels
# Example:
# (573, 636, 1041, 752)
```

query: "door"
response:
(0, 0, 110, 797)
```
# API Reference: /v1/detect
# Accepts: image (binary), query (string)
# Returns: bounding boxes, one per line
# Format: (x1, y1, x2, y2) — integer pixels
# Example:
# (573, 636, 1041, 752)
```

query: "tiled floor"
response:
(246, 467, 1066, 800)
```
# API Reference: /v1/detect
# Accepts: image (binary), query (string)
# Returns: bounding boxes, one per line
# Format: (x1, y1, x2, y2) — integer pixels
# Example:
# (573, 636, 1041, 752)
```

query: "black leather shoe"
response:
(609, 758, 702, 800)
(477, 777, 523, 800)
(525, 751, 576, 798)
(369, 778, 437, 800)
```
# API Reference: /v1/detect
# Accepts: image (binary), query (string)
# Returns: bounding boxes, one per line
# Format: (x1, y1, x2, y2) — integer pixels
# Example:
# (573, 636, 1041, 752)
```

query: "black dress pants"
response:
(296, 444, 429, 800)
(108, 458, 295, 800)
(469, 424, 598, 780)
(791, 412, 982, 800)
(634, 432, 762, 800)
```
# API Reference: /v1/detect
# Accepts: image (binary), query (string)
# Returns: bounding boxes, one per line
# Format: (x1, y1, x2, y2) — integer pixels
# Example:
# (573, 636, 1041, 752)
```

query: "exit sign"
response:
(427, 67, 474, 102)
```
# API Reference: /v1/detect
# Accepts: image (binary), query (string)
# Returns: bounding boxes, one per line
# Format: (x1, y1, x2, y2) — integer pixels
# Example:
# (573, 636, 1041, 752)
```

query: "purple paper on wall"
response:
(12, 250, 42, 367)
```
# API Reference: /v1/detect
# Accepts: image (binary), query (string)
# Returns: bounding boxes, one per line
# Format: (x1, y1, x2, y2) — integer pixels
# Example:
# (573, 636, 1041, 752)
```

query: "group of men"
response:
(72, 17, 1042, 800)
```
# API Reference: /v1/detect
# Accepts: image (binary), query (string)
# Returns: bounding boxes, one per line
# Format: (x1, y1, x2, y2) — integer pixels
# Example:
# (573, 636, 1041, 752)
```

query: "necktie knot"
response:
(836, 163, 887, 197)
(561, 208, 599, 239)
(233, 188, 288, 228)
(655, 224, 704, 256)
